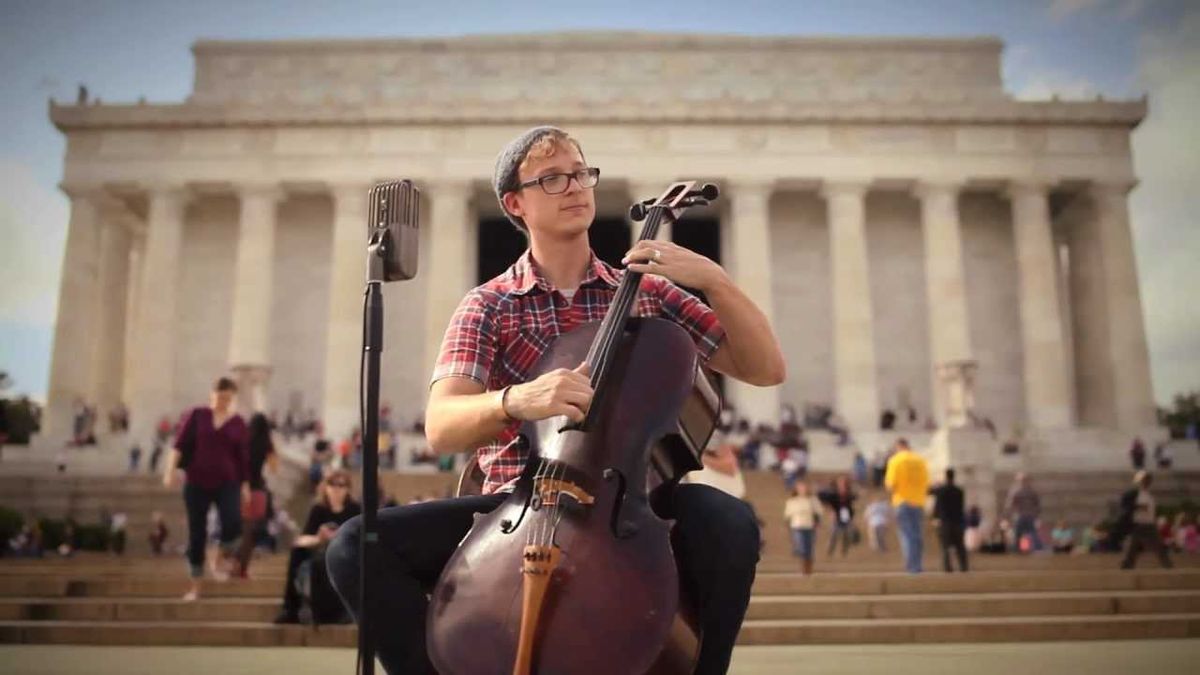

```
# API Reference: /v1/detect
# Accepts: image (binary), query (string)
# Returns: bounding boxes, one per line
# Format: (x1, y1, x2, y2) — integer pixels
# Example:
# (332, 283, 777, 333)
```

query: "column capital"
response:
(236, 182, 285, 203)
(58, 182, 105, 201)
(913, 179, 965, 201)
(1006, 179, 1053, 201)
(143, 182, 193, 209)
(1088, 179, 1138, 199)
(819, 180, 869, 201)
(725, 178, 775, 197)
(327, 181, 371, 204)
(421, 178, 473, 199)
(627, 179, 667, 203)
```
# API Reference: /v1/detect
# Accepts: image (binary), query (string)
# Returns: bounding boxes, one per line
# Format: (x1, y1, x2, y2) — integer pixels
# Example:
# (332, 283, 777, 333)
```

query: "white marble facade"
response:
(43, 32, 1159, 452)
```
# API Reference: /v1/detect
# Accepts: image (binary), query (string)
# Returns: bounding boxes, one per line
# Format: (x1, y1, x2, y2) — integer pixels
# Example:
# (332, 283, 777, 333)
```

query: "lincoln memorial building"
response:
(43, 33, 1158, 473)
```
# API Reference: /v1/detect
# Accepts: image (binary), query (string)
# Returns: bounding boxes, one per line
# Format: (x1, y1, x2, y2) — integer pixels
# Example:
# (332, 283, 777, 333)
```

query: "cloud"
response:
(1046, 0, 1149, 21)
(0, 159, 68, 328)
(1128, 8, 1200, 402)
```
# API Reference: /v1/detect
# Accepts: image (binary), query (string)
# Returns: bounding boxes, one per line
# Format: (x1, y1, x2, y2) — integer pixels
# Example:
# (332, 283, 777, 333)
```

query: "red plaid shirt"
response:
(431, 249, 725, 494)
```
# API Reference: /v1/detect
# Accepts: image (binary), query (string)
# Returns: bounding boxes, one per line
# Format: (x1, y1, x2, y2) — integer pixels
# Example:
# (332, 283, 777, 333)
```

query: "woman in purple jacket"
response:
(163, 377, 250, 601)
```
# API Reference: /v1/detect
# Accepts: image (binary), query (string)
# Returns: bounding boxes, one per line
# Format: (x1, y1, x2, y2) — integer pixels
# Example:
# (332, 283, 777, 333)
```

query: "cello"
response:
(426, 182, 723, 675)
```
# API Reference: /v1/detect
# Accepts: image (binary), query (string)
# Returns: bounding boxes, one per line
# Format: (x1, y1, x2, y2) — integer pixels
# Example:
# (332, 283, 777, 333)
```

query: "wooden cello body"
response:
(426, 183, 721, 675)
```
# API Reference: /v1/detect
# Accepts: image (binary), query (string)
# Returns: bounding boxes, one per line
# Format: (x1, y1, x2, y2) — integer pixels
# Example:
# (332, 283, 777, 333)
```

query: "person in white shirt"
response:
(783, 482, 822, 575)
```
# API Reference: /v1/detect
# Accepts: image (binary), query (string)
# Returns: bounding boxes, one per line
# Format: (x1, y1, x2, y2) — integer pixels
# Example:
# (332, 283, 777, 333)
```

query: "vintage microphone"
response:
(359, 180, 419, 675)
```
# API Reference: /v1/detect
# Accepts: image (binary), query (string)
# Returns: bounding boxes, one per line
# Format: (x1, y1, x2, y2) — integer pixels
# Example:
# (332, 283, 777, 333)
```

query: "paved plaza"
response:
(2, 641, 1199, 675)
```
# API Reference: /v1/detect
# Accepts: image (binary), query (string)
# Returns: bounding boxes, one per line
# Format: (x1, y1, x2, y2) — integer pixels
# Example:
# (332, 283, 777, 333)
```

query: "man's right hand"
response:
(162, 472, 176, 489)
(505, 362, 593, 423)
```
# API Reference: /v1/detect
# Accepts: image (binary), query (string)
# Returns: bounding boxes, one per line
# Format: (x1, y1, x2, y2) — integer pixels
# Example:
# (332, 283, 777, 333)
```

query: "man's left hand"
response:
(623, 241, 728, 292)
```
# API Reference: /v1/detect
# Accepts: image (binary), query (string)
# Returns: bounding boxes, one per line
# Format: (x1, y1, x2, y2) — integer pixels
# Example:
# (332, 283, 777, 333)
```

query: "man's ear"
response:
(501, 191, 524, 219)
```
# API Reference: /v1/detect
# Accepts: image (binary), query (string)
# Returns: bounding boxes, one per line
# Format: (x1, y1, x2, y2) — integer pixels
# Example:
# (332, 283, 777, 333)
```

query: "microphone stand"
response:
(358, 226, 389, 675)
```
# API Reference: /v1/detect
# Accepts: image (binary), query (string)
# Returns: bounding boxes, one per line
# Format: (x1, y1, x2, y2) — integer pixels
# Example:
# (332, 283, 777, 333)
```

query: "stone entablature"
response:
(49, 33, 1145, 130)
(188, 33, 1008, 107)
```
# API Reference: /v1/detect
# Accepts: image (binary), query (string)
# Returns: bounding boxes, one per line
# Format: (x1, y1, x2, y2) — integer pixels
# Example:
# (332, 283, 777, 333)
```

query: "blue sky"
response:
(1, 0, 1197, 404)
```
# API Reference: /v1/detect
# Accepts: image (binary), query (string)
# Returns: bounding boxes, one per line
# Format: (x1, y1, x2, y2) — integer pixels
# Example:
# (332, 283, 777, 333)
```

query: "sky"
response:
(0, 0, 1196, 406)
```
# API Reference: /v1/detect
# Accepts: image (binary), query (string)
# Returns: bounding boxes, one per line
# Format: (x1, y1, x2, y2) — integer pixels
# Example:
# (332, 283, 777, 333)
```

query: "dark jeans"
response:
(827, 522, 853, 557)
(938, 523, 968, 572)
(1121, 523, 1173, 569)
(183, 482, 242, 578)
(326, 483, 760, 675)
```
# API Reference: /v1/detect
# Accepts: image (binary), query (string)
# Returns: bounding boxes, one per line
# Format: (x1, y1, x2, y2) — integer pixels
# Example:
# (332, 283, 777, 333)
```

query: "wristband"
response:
(500, 385, 517, 423)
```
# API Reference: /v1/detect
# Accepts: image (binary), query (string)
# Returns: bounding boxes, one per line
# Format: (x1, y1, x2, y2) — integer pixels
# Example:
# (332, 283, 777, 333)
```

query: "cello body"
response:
(426, 318, 703, 675)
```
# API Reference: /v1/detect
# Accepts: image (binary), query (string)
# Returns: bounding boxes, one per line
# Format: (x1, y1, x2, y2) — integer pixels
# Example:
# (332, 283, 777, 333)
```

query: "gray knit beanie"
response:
(492, 125, 577, 231)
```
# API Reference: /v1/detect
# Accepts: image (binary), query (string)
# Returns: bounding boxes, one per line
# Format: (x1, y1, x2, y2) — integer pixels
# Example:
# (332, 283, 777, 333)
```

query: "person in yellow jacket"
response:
(884, 438, 929, 573)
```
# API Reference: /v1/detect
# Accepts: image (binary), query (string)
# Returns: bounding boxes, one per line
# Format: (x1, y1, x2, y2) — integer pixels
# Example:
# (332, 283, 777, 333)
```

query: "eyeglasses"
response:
(516, 167, 600, 195)
(328, 482, 350, 489)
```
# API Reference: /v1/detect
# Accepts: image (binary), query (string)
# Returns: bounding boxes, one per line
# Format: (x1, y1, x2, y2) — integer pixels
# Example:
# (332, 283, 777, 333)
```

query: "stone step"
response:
(737, 613, 1200, 644)
(2, 613, 1197, 647)
(750, 569, 1200, 595)
(3, 590, 1197, 624)
(3, 568, 1194, 599)
(0, 577, 282, 599)
(744, 590, 1200, 620)
(0, 620, 355, 647)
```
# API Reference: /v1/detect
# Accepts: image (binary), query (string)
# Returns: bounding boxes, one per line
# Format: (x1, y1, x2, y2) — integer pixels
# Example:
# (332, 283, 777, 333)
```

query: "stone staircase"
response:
(0, 554, 1197, 647)
(3, 466, 1200, 648)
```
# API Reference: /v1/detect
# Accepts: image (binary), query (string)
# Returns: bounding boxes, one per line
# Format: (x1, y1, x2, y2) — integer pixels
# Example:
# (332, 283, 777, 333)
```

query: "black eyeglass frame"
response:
(515, 167, 601, 195)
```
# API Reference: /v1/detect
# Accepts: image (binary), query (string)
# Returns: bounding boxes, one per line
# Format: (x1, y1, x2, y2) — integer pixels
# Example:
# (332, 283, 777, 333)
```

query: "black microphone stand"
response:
(358, 226, 389, 675)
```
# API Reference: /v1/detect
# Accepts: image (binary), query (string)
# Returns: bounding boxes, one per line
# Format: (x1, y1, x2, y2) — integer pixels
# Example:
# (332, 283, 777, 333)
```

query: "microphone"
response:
(368, 180, 420, 282)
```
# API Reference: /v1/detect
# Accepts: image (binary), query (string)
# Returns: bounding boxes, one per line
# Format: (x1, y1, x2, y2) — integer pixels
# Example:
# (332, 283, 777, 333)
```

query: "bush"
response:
(75, 524, 110, 551)
(0, 506, 23, 550)
(0, 397, 41, 445)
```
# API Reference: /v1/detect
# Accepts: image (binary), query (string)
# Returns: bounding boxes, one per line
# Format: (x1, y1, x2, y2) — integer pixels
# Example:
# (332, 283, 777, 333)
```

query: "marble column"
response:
(1090, 181, 1156, 431)
(129, 184, 189, 444)
(44, 186, 102, 441)
(228, 183, 283, 413)
(88, 205, 133, 421)
(724, 181, 780, 426)
(121, 233, 146, 407)
(917, 181, 973, 427)
(1008, 181, 1074, 428)
(321, 183, 370, 440)
(628, 181, 671, 243)
(822, 181, 880, 431)
(423, 181, 475, 379)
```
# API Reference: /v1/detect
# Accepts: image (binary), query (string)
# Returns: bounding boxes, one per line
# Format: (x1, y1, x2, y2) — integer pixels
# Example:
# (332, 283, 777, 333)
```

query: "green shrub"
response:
(0, 506, 23, 549)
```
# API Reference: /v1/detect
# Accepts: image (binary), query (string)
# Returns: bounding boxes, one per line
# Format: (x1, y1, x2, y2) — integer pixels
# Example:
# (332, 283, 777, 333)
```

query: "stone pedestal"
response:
(927, 427, 1000, 539)
(231, 364, 272, 415)
(936, 359, 978, 429)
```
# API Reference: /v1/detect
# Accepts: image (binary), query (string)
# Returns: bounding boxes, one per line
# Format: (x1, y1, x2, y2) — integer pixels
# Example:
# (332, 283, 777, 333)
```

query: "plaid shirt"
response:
(431, 249, 725, 494)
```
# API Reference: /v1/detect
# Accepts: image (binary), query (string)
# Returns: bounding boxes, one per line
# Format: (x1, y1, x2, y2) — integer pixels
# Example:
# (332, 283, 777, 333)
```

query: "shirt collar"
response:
(509, 249, 621, 296)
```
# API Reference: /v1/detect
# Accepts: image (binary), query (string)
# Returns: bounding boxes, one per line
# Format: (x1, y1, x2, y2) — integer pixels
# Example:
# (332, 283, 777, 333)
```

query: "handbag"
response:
(176, 408, 207, 470)
(241, 489, 268, 521)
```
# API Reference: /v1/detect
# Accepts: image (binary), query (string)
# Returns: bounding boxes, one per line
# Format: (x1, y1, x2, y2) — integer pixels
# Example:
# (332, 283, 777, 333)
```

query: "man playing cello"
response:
(326, 126, 786, 674)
